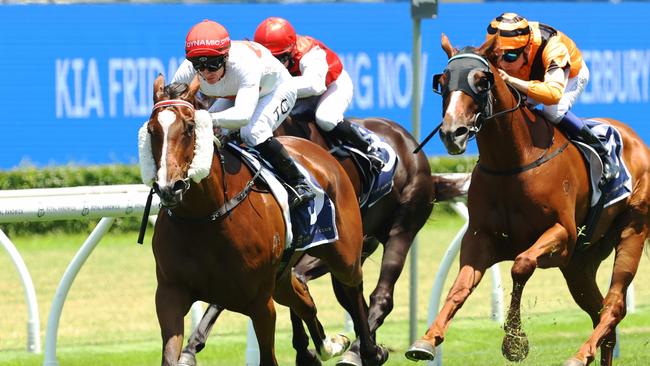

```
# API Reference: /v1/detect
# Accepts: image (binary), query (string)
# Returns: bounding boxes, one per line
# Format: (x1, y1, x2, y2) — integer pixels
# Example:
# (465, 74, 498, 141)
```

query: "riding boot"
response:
(558, 111, 619, 183)
(255, 137, 316, 208)
(328, 120, 384, 170)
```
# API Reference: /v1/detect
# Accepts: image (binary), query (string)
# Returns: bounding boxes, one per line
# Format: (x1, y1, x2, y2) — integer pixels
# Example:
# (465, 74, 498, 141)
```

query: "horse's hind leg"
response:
(564, 216, 647, 366)
(308, 243, 388, 366)
(368, 230, 416, 333)
(156, 285, 192, 366)
(331, 278, 389, 366)
(274, 269, 350, 364)
(561, 254, 609, 366)
(290, 309, 322, 366)
(178, 304, 224, 366)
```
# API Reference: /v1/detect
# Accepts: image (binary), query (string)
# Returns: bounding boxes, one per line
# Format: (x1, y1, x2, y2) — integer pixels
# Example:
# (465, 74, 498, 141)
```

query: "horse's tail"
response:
(431, 173, 470, 202)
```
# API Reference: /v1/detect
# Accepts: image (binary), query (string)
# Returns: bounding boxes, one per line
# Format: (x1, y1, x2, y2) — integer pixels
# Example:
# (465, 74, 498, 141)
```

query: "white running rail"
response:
(0, 185, 217, 366)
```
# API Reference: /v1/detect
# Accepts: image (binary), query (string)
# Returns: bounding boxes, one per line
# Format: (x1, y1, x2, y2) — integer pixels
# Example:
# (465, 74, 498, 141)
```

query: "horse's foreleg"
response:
(178, 304, 224, 366)
(566, 220, 647, 366)
(250, 297, 278, 366)
(156, 285, 192, 366)
(367, 231, 414, 333)
(406, 231, 499, 362)
(504, 223, 570, 362)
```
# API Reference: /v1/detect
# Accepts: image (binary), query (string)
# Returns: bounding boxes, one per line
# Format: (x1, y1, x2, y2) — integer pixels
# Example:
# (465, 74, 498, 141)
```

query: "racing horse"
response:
(142, 74, 388, 366)
(180, 109, 469, 365)
(405, 34, 650, 366)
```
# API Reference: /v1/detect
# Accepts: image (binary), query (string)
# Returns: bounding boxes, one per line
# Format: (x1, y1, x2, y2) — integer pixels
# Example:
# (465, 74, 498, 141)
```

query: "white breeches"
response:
(209, 76, 297, 146)
(533, 61, 590, 123)
(292, 69, 353, 132)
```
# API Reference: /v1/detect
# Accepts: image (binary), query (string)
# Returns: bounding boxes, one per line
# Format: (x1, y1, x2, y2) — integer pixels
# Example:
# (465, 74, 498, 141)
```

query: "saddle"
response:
(286, 116, 398, 208)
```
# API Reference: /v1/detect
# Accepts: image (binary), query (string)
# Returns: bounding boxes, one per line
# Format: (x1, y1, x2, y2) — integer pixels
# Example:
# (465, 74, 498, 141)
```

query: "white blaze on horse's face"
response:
(156, 109, 178, 187)
(440, 90, 475, 155)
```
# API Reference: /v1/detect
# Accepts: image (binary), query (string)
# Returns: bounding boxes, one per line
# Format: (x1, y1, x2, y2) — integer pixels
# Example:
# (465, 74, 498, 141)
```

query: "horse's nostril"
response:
(172, 180, 187, 193)
(454, 127, 469, 137)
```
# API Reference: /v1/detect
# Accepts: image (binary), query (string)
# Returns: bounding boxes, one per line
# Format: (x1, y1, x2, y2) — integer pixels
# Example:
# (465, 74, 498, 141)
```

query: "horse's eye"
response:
(185, 123, 195, 136)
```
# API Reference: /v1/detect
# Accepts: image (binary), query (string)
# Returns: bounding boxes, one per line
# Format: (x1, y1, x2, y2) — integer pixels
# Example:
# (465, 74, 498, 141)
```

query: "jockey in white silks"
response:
(253, 17, 384, 169)
(172, 19, 315, 208)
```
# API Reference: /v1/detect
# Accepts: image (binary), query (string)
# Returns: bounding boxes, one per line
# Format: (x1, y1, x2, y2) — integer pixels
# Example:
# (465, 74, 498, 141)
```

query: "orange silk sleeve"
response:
(527, 78, 566, 105)
(542, 37, 571, 71)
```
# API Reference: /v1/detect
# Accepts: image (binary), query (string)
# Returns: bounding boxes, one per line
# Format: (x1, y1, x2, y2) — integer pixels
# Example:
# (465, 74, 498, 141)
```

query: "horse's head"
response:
(433, 34, 498, 154)
(138, 74, 215, 207)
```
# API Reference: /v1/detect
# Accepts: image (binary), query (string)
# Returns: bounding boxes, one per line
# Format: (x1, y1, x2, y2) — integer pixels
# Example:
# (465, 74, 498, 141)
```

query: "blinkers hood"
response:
(433, 53, 494, 116)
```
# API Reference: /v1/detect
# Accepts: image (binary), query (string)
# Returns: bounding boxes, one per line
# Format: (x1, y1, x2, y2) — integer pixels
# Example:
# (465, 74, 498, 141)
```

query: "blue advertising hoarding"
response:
(0, 2, 648, 169)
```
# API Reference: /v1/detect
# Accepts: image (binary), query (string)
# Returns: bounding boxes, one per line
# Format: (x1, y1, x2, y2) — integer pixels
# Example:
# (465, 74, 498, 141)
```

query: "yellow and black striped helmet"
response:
(495, 13, 531, 50)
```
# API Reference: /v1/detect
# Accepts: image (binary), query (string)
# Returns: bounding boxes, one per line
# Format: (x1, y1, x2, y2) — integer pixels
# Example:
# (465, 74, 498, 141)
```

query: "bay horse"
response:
(405, 34, 650, 366)
(142, 74, 388, 366)
(180, 109, 469, 365)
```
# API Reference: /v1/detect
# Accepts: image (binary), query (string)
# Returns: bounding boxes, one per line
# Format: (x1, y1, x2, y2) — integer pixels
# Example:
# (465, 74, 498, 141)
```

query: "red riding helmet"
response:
(185, 19, 231, 58)
(253, 17, 297, 56)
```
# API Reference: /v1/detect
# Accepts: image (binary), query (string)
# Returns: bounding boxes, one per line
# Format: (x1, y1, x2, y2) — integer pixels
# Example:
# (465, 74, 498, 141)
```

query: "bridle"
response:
(151, 99, 196, 201)
(149, 98, 262, 223)
(432, 52, 523, 138)
(432, 51, 568, 176)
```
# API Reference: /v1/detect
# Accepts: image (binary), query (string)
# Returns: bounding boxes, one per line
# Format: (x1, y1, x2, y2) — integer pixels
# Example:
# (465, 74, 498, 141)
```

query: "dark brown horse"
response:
(405, 34, 650, 366)
(143, 74, 388, 366)
(180, 109, 469, 365)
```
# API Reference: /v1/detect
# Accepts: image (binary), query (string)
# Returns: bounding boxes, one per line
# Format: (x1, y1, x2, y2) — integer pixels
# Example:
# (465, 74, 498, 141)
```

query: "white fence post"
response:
(0, 229, 41, 353)
(0, 184, 160, 364)
(43, 217, 115, 366)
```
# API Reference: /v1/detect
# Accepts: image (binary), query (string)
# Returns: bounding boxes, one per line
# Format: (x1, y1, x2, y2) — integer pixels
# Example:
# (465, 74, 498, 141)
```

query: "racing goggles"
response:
(190, 56, 226, 72)
(501, 47, 525, 63)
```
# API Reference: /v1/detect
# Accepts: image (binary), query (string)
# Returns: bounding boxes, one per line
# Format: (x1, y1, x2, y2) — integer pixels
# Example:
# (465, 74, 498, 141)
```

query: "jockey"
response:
(491, 13, 619, 183)
(172, 19, 315, 208)
(253, 17, 384, 169)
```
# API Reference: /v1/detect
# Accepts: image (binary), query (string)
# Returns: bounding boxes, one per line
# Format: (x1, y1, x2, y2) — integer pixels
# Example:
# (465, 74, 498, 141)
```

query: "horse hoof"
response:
(336, 351, 362, 366)
(563, 357, 586, 366)
(405, 340, 436, 361)
(178, 352, 197, 366)
(296, 349, 323, 366)
(319, 334, 351, 361)
(502, 329, 529, 362)
(364, 344, 389, 365)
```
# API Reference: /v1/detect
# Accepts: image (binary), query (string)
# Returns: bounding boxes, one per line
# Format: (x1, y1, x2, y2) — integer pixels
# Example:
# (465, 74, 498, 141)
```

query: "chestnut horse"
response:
(180, 112, 469, 365)
(143, 74, 388, 366)
(405, 35, 650, 366)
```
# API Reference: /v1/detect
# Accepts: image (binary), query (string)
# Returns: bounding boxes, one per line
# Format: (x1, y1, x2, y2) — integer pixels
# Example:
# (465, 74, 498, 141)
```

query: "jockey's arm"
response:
(527, 64, 569, 105)
(293, 48, 328, 98)
(210, 85, 259, 129)
(170, 59, 195, 85)
(499, 62, 568, 106)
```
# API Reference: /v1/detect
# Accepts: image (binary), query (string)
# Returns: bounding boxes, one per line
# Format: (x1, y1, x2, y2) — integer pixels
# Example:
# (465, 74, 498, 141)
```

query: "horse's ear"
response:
(441, 33, 458, 59)
(154, 74, 165, 103)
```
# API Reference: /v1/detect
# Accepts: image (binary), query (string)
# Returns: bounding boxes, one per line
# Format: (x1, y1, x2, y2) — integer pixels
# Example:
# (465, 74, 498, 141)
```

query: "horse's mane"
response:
(164, 82, 189, 99)
(458, 46, 476, 54)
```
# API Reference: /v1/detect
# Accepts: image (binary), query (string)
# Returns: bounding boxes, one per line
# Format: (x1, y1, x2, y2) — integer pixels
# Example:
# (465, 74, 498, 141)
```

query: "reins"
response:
(164, 139, 264, 224)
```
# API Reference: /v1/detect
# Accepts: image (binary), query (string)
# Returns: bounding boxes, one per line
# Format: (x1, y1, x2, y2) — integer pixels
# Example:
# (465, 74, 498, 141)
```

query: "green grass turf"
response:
(1, 210, 648, 365)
